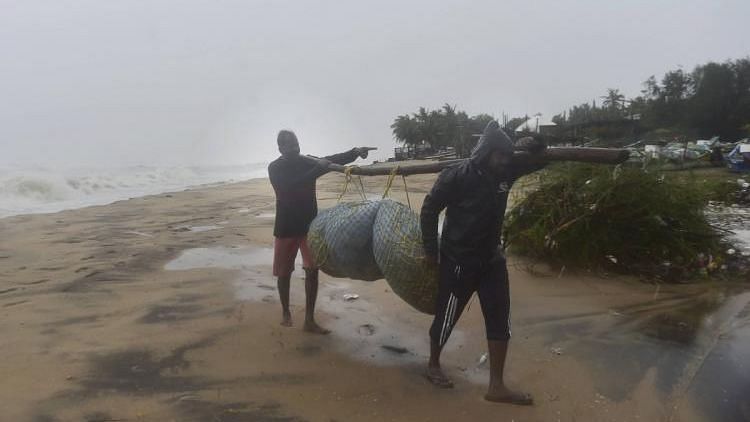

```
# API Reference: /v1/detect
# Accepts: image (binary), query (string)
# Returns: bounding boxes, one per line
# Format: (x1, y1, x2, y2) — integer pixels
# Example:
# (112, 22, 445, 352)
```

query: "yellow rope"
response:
(337, 166, 355, 203)
(382, 166, 400, 199)
(402, 175, 412, 209)
(357, 175, 368, 201)
(309, 229, 329, 268)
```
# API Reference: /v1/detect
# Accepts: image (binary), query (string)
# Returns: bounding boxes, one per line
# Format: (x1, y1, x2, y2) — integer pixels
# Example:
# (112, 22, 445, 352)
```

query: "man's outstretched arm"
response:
(268, 159, 328, 191)
(324, 147, 373, 165)
(272, 146, 369, 189)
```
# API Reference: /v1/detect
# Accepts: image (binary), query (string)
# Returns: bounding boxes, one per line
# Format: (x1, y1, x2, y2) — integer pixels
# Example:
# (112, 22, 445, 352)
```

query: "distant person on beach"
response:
(268, 130, 369, 334)
(420, 121, 546, 403)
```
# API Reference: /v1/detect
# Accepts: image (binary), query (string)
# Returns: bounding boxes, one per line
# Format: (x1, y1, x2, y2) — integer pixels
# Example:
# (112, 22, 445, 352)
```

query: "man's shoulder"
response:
(440, 160, 474, 180)
(268, 156, 294, 172)
(269, 155, 316, 176)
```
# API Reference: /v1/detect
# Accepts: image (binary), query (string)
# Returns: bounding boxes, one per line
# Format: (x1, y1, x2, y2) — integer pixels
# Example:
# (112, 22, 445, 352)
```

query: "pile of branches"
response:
(503, 163, 725, 281)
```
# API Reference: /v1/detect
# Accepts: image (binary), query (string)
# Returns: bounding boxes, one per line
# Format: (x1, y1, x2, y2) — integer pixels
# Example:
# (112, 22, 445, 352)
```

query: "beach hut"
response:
(514, 114, 557, 135)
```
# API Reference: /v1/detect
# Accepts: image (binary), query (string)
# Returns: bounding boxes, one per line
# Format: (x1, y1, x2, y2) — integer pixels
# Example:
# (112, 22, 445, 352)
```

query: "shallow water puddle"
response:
(173, 224, 225, 233)
(165, 246, 275, 271)
(164, 246, 464, 369)
(533, 286, 750, 420)
(707, 203, 750, 252)
(164, 244, 750, 417)
(731, 229, 750, 255)
(187, 225, 223, 232)
(683, 291, 750, 421)
(314, 280, 439, 366)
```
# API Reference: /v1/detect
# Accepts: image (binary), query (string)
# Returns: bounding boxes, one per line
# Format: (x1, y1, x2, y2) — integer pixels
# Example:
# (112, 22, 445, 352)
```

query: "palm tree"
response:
(602, 89, 625, 111)
(414, 107, 440, 148)
(392, 106, 502, 156)
(390, 114, 420, 145)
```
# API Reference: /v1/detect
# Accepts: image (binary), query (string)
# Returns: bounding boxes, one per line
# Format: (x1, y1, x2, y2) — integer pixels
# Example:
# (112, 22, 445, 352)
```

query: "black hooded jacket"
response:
(420, 121, 544, 270)
(269, 149, 360, 237)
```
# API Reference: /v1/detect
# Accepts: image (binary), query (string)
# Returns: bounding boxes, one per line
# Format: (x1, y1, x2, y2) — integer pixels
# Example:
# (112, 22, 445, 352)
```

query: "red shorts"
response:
(273, 236, 316, 277)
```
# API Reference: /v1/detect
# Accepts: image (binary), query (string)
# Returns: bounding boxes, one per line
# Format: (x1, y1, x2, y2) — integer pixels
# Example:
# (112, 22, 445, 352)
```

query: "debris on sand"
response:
(342, 293, 360, 301)
(477, 352, 488, 368)
(504, 163, 742, 280)
(381, 345, 409, 354)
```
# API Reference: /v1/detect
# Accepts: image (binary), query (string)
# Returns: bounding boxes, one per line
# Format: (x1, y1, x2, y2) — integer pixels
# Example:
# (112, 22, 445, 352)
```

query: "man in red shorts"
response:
(268, 129, 368, 334)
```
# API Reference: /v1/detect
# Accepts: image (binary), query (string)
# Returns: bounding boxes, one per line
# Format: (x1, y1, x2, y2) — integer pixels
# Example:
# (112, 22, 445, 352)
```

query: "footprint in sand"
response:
(262, 295, 275, 303)
(22, 279, 49, 285)
(358, 324, 376, 336)
(2, 300, 29, 308)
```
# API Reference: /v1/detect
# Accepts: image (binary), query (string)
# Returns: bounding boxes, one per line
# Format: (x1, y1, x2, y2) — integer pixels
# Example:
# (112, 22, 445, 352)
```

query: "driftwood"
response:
(305, 147, 630, 176)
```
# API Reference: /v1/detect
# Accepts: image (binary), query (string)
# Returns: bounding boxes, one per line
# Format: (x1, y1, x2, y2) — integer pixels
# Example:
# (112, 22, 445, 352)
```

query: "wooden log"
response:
(305, 147, 629, 177)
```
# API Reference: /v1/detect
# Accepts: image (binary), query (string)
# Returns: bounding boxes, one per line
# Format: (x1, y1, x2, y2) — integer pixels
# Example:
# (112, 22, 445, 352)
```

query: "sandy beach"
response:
(1, 172, 748, 422)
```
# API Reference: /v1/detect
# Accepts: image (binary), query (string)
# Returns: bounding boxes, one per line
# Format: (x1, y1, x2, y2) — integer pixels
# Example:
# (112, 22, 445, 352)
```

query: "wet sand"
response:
(1, 172, 748, 422)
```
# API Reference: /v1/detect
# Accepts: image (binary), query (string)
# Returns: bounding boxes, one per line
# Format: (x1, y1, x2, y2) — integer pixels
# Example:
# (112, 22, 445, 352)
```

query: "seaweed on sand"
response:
(504, 163, 725, 280)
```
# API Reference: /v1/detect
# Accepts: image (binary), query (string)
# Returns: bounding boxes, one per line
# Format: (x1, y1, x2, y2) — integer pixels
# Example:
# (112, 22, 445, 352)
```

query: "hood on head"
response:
(470, 120, 515, 165)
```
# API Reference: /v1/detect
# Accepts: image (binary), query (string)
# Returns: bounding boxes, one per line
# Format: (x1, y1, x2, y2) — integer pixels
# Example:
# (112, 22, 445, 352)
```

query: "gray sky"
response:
(1, 0, 748, 166)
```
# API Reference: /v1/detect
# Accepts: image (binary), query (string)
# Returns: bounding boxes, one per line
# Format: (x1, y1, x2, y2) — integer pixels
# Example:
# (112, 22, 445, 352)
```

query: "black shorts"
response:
(429, 254, 511, 346)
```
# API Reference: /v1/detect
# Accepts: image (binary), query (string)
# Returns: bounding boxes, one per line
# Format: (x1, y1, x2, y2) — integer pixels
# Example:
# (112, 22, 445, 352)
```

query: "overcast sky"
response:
(1, 0, 748, 167)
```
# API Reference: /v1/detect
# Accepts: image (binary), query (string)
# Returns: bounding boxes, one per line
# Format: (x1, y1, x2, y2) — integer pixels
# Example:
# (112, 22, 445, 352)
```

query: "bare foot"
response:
(281, 313, 292, 327)
(425, 366, 454, 389)
(303, 321, 330, 335)
(484, 386, 533, 405)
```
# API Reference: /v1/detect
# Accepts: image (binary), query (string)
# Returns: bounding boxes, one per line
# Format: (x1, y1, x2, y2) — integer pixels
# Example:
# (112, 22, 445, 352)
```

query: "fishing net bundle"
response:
(308, 199, 438, 314)
(307, 201, 383, 281)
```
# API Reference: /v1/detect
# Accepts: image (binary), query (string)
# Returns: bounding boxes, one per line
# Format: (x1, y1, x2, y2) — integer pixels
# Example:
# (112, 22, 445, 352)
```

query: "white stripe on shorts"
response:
(440, 293, 457, 346)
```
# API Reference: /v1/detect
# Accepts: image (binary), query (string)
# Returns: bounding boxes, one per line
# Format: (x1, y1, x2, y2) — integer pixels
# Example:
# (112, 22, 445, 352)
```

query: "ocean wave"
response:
(0, 164, 267, 218)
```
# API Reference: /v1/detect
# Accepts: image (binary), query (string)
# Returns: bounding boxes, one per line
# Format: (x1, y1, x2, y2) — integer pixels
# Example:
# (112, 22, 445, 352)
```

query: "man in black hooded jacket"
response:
(420, 121, 545, 404)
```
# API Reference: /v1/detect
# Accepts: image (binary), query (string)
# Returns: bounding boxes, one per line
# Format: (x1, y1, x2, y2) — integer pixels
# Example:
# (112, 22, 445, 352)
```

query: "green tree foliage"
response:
(689, 62, 745, 138)
(555, 57, 750, 140)
(602, 88, 625, 112)
(390, 105, 508, 157)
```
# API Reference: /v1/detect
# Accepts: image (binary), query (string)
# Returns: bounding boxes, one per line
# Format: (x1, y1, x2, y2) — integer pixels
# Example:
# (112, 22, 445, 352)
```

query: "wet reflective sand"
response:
(166, 244, 750, 421)
(2, 174, 748, 421)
